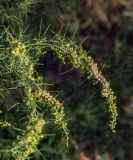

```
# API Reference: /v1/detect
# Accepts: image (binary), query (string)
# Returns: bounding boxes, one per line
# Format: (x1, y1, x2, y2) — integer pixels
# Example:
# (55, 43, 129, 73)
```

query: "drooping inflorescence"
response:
(44, 36, 118, 133)
(35, 89, 69, 143)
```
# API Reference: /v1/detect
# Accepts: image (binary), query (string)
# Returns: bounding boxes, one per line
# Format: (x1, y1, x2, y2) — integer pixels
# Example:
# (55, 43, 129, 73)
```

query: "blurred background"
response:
(1, 0, 133, 159)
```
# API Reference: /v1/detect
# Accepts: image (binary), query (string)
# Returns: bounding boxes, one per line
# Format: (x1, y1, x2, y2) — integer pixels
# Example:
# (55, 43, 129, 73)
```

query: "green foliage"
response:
(0, 0, 38, 18)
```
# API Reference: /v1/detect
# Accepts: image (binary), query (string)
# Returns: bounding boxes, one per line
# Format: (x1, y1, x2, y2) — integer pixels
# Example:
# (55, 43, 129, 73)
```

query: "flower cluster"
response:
(0, 120, 11, 127)
(35, 90, 69, 143)
(10, 40, 36, 83)
(35, 90, 62, 108)
(28, 64, 35, 81)
(11, 41, 26, 56)
(11, 119, 45, 160)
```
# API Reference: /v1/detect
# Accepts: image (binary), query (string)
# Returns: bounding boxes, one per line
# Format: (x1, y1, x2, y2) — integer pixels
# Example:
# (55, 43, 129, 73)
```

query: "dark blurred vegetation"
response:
(0, 0, 133, 159)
